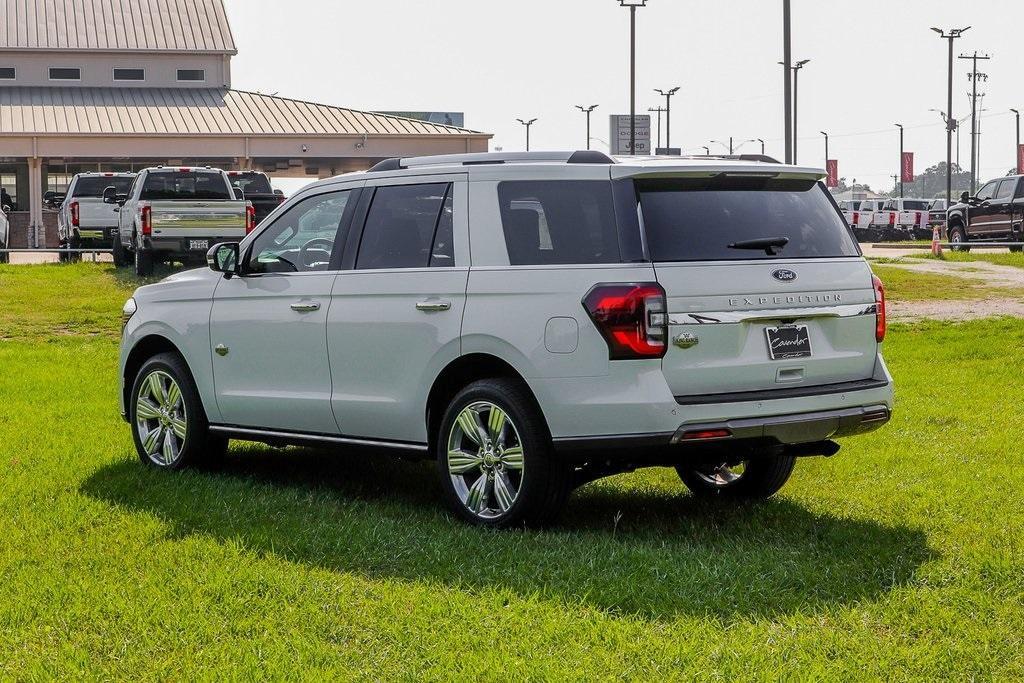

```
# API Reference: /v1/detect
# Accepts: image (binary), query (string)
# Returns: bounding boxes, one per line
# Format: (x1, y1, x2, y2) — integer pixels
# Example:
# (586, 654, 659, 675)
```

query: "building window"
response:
(176, 69, 205, 82)
(113, 68, 145, 81)
(0, 67, 14, 80)
(49, 67, 81, 81)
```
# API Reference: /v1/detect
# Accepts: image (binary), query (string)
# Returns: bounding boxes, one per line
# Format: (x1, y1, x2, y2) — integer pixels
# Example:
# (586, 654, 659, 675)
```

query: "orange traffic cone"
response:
(931, 225, 943, 257)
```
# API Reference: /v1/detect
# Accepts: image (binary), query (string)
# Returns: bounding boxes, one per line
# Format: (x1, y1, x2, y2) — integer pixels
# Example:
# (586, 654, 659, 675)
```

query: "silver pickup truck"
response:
(108, 167, 253, 276)
(57, 172, 136, 262)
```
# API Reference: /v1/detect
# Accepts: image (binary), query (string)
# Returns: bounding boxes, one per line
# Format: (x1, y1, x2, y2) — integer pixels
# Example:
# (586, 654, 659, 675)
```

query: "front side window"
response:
(177, 69, 205, 82)
(356, 183, 453, 270)
(247, 191, 352, 273)
(497, 180, 620, 265)
(49, 67, 81, 80)
(976, 181, 997, 201)
(139, 172, 231, 200)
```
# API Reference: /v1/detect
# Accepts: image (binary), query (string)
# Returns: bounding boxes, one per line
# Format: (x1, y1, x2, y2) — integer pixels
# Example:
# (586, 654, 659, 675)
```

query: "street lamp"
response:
(820, 131, 829, 168)
(779, 59, 810, 162)
(618, 0, 648, 155)
(894, 123, 904, 197)
(702, 145, 710, 156)
(1012, 108, 1021, 173)
(575, 105, 598, 151)
(757, 138, 766, 155)
(932, 26, 971, 201)
(516, 118, 537, 151)
(654, 86, 679, 149)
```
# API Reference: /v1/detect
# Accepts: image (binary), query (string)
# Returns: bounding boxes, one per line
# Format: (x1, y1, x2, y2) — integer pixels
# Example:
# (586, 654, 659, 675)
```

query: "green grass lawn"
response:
(869, 263, 1021, 302)
(908, 251, 1024, 269)
(2, 263, 1023, 679)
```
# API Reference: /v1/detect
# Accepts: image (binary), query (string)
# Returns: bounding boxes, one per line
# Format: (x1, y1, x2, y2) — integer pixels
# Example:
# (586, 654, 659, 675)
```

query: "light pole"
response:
(782, 0, 792, 163)
(820, 131, 828, 168)
(702, 145, 710, 156)
(654, 86, 679, 149)
(757, 138, 766, 155)
(932, 26, 970, 202)
(647, 106, 665, 149)
(711, 139, 734, 154)
(894, 123, 904, 197)
(792, 59, 810, 163)
(575, 105, 598, 150)
(619, 0, 648, 155)
(1012, 108, 1021, 173)
(516, 118, 537, 151)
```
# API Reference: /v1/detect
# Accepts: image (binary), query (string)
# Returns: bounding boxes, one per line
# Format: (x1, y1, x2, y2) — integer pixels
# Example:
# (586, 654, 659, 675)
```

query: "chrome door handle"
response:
(290, 301, 321, 312)
(416, 300, 451, 312)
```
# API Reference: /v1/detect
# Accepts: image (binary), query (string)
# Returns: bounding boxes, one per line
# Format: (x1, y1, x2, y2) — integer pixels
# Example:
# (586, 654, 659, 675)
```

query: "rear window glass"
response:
(637, 177, 858, 262)
(498, 181, 620, 265)
(71, 176, 134, 197)
(140, 172, 231, 200)
(901, 200, 929, 210)
(228, 173, 273, 194)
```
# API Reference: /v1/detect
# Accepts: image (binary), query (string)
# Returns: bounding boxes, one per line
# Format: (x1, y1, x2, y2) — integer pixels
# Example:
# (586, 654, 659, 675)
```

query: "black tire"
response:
(0, 243, 8, 264)
(134, 246, 154, 276)
(948, 224, 970, 252)
(68, 235, 82, 263)
(112, 236, 129, 267)
(435, 378, 571, 528)
(676, 453, 796, 501)
(129, 352, 227, 470)
(1010, 244, 1023, 253)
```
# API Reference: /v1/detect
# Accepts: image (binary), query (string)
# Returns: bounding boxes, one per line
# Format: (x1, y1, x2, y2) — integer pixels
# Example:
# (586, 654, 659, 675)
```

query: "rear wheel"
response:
(948, 224, 970, 252)
(112, 235, 129, 267)
(0, 242, 8, 264)
(130, 352, 226, 469)
(68, 235, 82, 263)
(436, 379, 571, 528)
(676, 453, 796, 500)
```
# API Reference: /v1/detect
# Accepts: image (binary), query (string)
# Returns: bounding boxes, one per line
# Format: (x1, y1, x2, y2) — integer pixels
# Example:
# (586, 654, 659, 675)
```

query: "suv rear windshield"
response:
(140, 171, 231, 200)
(228, 173, 273, 194)
(637, 177, 859, 262)
(71, 176, 134, 197)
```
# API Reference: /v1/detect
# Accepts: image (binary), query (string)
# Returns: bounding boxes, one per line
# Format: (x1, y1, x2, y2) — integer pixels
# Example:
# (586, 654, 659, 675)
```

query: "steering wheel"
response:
(299, 238, 334, 269)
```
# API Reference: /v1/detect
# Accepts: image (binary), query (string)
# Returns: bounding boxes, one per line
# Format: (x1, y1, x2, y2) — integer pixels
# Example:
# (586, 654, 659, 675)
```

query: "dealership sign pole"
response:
(826, 160, 838, 188)
(901, 152, 914, 188)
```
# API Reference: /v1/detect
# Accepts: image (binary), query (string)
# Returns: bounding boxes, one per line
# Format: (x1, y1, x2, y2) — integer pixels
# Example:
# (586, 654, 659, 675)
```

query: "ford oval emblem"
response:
(772, 268, 798, 283)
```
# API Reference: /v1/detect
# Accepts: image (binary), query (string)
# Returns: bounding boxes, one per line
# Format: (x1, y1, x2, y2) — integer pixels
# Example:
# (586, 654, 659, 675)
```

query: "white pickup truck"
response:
(880, 198, 932, 240)
(0, 204, 9, 263)
(57, 172, 136, 262)
(109, 167, 254, 276)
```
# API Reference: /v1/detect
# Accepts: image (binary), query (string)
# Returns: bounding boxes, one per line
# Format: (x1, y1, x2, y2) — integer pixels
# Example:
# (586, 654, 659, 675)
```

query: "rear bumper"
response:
(553, 399, 891, 455)
(142, 235, 240, 254)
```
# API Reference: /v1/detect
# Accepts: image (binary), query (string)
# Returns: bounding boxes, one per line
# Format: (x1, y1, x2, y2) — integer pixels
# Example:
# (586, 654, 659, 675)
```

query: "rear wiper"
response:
(727, 236, 790, 256)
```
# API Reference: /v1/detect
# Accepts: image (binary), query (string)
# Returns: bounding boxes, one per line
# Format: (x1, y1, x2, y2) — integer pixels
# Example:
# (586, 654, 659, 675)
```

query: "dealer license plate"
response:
(189, 239, 209, 251)
(764, 325, 812, 360)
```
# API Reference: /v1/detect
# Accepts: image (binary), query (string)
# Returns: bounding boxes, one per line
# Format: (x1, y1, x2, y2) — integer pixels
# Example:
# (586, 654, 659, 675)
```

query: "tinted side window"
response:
(356, 183, 451, 270)
(247, 190, 351, 273)
(994, 179, 1015, 201)
(430, 188, 455, 267)
(497, 181, 620, 265)
(1016, 180, 1024, 199)
(976, 181, 997, 201)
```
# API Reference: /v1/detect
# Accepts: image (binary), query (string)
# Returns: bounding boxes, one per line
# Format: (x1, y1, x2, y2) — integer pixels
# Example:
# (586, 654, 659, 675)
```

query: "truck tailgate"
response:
(149, 200, 247, 237)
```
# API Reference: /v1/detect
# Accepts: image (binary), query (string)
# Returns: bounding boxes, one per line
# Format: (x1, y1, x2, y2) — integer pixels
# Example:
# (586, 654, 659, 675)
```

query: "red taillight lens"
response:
(70, 201, 79, 227)
(915, 211, 923, 225)
(888, 212, 896, 226)
(583, 283, 667, 360)
(245, 204, 256, 234)
(872, 274, 886, 343)
(140, 205, 152, 236)
(852, 211, 859, 224)
(680, 428, 732, 441)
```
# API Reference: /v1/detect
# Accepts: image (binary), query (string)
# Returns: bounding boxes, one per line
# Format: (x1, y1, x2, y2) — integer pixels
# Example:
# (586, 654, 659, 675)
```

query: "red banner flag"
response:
(1018, 144, 1024, 174)
(826, 159, 838, 188)
(901, 152, 914, 183)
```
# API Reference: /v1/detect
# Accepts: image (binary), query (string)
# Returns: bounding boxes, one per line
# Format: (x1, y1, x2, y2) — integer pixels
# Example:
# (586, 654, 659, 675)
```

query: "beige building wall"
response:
(0, 51, 230, 88)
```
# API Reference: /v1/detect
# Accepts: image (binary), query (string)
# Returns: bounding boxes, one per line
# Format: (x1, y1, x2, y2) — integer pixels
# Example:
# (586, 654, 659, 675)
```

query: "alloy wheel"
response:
(135, 370, 188, 466)
(447, 401, 525, 520)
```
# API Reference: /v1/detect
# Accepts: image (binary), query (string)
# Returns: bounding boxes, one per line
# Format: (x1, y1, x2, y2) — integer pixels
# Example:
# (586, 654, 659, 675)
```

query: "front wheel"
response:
(436, 379, 571, 528)
(676, 453, 796, 500)
(130, 352, 226, 469)
(948, 225, 970, 252)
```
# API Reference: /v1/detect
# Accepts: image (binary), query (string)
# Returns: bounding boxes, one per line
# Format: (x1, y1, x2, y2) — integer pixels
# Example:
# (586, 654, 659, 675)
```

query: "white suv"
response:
(119, 151, 894, 527)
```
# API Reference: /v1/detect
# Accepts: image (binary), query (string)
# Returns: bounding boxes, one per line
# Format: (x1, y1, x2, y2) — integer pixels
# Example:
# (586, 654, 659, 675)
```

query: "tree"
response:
(884, 162, 971, 199)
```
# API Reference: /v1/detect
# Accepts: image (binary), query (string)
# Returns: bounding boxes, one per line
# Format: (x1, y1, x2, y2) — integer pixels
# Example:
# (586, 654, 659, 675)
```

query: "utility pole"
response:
(648, 106, 665, 149)
(654, 86, 679, 149)
(783, 0, 792, 164)
(959, 50, 990, 193)
(1012, 108, 1021, 173)
(516, 118, 537, 151)
(575, 105, 598, 150)
(933, 27, 970, 202)
(891, 174, 899, 193)
(820, 131, 828, 167)
(619, 0, 648, 155)
(894, 123, 904, 197)
(780, 59, 810, 163)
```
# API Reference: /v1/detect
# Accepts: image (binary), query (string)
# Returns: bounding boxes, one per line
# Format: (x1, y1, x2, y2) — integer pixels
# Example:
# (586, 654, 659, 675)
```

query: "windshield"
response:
(637, 177, 859, 262)
(228, 173, 273, 194)
(140, 171, 231, 200)
(72, 176, 134, 197)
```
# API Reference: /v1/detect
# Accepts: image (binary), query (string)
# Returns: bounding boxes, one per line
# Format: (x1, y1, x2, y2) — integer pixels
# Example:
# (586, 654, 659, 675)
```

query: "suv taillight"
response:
(70, 201, 79, 227)
(245, 204, 256, 234)
(140, 204, 152, 236)
(872, 274, 886, 343)
(583, 283, 667, 360)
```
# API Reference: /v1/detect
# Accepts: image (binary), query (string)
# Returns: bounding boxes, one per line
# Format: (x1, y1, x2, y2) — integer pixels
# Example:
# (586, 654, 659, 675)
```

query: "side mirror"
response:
(960, 191, 971, 204)
(102, 186, 118, 204)
(1, 204, 10, 215)
(273, 189, 284, 196)
(233, 187, 244, 201)
(207, 242, 240, 278)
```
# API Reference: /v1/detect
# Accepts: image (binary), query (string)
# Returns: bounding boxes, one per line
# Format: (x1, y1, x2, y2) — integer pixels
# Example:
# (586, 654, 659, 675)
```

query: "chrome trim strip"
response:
(208, 425, 429, 452)
(669, 303, 877, 325)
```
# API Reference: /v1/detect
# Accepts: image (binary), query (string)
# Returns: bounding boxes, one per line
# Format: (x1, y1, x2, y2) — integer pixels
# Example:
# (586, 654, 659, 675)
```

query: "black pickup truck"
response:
(226, 171, 285, 225)
(947, 176, 1024, 252)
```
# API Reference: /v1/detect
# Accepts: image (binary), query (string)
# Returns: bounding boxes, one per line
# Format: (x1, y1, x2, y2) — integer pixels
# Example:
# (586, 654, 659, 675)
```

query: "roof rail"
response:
(367, 150, 615, 173)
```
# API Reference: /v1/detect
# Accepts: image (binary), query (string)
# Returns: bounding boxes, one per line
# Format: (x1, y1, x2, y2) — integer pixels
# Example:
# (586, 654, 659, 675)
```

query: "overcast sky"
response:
(224, 0, 1023, 192)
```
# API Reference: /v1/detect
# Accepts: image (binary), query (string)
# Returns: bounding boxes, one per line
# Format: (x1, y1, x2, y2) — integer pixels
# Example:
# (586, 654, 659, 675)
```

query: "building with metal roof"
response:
(0, 0, 490, 248)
